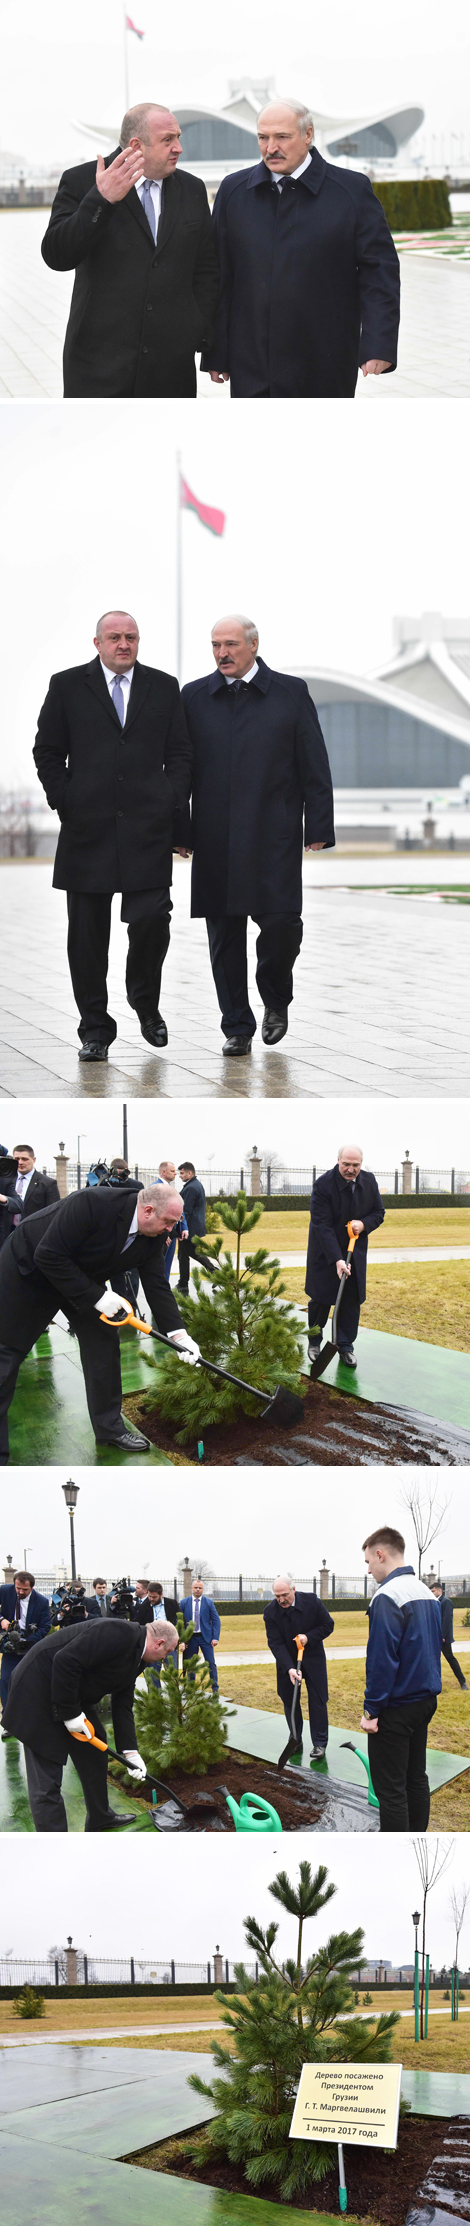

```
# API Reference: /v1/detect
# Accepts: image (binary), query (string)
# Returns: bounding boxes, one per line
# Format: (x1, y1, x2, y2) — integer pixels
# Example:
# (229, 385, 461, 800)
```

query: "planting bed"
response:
(125, 1377, 470, 1465)
(126, 2111, 462, 2223)
(107, 1754, 342, 1832)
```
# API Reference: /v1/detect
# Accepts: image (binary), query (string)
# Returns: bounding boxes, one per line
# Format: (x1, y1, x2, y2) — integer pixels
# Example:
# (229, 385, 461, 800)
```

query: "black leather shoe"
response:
(222, 1035, 252, 1056)
(104, 1812, 137, 1829)
(96, 1420, 151, 1453)
(139, 1013, 168, 1047)
(339, 1347, 357, 1368)
(78, 1039, 109, 1062)
(262, 1007, 288, 1045)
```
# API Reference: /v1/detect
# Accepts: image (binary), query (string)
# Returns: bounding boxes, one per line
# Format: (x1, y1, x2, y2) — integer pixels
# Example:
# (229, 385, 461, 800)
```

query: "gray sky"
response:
(0, 1832, 466, 1965)
(2, 401, 470, 788)
(1, 1, 469, 164)
(2, 1095, 469, 1173)
(5, 1466, 469, 1578)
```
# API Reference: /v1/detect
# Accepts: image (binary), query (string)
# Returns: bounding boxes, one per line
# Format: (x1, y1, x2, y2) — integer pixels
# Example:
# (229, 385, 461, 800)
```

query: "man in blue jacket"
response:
(0, 1571, 51, 1711)
(361, 1525, 442, 1833)
(306, 1145, 385, 1368)
(179, 1581, 221, 1691)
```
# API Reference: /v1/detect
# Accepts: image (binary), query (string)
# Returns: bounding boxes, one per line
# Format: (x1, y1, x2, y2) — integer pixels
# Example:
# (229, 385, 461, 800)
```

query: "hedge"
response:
(373, 178, 452, 232)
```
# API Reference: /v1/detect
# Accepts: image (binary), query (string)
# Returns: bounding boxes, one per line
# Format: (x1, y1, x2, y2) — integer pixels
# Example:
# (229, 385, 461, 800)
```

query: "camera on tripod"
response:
(51, 1584, 87, 1628)
(109, 1577, 135, 1620)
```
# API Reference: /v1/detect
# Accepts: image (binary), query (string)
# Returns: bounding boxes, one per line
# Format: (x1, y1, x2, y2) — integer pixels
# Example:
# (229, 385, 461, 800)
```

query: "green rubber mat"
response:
(1, 2054, 215, 2156)
(402, 2068, 470, 2115)
(0, 1736, 151, 1832)
(224, 1702, 470, 1799)
(300, 1320, 470, 1431)
(0, 2131, 315, 2226)
(8, 1326, 175, 1466)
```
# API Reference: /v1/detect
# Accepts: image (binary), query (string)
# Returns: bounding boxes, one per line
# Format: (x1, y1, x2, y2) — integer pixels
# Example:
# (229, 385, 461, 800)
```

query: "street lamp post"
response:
(412, 1911, 420, 2043)
(62, 1479, 80, 1583)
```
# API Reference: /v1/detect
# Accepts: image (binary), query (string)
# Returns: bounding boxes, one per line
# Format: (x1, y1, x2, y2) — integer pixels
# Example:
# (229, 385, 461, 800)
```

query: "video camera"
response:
(108, 1577, 136, 1620)
(0, 1621, 31, 1659)
(86, 1161, 131, 1189)
(51, 1583, 87, 1628)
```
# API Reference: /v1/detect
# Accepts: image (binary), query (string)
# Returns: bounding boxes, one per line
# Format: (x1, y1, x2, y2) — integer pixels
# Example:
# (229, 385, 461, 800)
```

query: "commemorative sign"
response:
(289, 2062, 403, 2150)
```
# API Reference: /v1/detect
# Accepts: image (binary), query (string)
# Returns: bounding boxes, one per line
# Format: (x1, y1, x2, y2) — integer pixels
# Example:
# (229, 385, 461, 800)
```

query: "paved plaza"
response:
(0, 211, 469, 398)
(0, 858, 469, 1097)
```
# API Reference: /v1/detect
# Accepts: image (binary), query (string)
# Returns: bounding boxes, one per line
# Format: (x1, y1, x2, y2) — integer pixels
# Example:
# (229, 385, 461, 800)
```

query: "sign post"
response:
(290, 2061, 403, 2212)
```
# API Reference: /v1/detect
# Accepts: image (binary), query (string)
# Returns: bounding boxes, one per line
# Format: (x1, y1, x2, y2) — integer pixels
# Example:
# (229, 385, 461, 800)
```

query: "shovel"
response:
(277, 1639, 305, 1770)
(100, 1306, 304, 1428)
(69, 1718, 219, 1821)
(308, 1222, 359, 1383)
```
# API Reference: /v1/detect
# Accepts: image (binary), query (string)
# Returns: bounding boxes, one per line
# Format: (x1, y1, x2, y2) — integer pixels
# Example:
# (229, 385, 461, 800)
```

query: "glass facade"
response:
(312, 696, 470, 786)
(179, 120, 258, 160)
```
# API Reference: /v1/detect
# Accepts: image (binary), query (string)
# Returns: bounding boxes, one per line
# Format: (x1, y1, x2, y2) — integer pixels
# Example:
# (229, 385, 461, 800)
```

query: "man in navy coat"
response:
(264, 1576, 334, 1759)
(202, 97, 400, 398)
(305, 1145, 385, 1368)
(0, 1571, 50, 1711)
(179, 614, 334, 1055)
(179, 1581, 221, 1691)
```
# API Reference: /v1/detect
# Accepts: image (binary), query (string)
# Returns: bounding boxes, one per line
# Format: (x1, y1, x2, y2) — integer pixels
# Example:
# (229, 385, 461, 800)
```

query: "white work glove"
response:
(135, 1673, 148, 1696)
(167, 1329, 201, 1367)
(122, 1749, 147, 1780)
(64, 1712, 92, 1738)
(95, 1288, 127, 1318)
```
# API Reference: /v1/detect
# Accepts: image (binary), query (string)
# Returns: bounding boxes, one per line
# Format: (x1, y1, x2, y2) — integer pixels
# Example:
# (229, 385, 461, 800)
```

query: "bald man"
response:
(178, 616, 334, 1053)
(33, 612, 192, 1060)
(305, 1147, 385, 1367)
(41, 101, 219, 397)
(202, 97, 399, 397)
(264, 1577, 334, 1760)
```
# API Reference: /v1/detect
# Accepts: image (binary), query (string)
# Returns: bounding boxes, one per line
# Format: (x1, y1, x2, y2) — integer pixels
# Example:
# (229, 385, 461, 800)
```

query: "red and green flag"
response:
(180, 474, 226, 538)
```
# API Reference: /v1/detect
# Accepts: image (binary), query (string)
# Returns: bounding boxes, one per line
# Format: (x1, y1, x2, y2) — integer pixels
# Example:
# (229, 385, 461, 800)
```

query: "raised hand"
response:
(96, 145, 143, 205)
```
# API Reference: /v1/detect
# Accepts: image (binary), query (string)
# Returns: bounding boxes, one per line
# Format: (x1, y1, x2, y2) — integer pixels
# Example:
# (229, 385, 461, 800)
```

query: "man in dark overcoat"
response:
(0, 1181, 200, 1464)
(177, 1161, 210, 1291)
(41, 102, 219, 398)
(202, 97, 400, 397)
(178, 614, 334, 1054)
(264, 1576, 334, 1759)
(2, 1613, 178, 1830)
(33, 610, 192, 1060)
(0, 1144, 59, 1251)
(305, 1145, 385, 1368)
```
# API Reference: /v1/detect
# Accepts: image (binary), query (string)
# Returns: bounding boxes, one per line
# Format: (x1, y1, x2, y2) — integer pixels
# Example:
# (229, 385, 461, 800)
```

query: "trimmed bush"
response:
(14, 1987, 46, 2020)
(373, 178, 452, 233)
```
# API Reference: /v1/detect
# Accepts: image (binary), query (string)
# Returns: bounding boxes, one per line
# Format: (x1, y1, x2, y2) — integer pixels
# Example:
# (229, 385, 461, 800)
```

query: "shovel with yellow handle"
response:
(277, 1638, 306, 1771)
(308, 1221, 360, 1382)
(99, 1306, 304, 1427)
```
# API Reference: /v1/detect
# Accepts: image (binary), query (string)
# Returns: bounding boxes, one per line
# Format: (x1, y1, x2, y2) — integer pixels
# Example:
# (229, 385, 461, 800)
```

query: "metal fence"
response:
(27, 1570, 470, 1606)
(43, 1162, 470, 1199)
(0, 1957, 258, 1989)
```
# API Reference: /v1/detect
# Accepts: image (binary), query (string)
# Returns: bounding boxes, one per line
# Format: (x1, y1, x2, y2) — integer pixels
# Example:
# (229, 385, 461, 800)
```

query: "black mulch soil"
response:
(124, 1378, 467, 1466)
(108, 1753, 330, 1831)
(126, 2113, 455, 2223)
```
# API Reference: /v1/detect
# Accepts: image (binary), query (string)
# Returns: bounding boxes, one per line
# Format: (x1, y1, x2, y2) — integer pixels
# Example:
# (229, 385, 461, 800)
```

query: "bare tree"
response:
(401, 1481, 450, 1578)
(449, 1882, 470, 1972)
(177, 1554, 215, 1584)
(413, 1838, 453, 2037)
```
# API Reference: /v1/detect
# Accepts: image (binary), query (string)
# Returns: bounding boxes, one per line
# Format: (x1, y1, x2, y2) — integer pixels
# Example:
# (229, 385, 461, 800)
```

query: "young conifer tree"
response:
(134, 1613, 233, 1776)
(145, 1192, 304, 1442)
(188, 1860, 399, 2200)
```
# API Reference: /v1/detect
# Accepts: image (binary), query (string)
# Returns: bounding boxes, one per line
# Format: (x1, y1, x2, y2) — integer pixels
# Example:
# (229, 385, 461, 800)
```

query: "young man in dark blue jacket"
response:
(361, 1525, 442, 1832)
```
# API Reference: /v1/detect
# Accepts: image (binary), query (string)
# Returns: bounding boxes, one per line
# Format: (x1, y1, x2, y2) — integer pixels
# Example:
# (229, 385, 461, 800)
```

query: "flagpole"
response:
(176, 450, 182, 682)
(123, 7, 129, 109)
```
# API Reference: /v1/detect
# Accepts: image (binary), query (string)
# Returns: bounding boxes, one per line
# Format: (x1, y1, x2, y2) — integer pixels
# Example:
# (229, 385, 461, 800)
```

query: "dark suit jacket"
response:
(202, 150, 400, 396)
(264, 1591, 334, 1701)
(0, 1187, 183, 1348)
(84, 1593, 113, 1619)
(0, 1170, 60, 1253)
(180, 1176, 206, 1238)
(0, 1586, 51, 1646)
(41, 154, 219, 398)
(179, 658, 334, 916)
(33, 657, 192, 895)
(305, 1166, 385, 1305)
(137, 1596, 179, 1625)
(3, 1619, 146, 1761)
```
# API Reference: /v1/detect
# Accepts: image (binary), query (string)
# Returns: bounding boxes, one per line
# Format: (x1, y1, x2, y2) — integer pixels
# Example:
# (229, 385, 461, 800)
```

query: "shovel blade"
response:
(308, 1339, 338, 1383)
(261, 1384, 304, 1427)
(277, 1735, 303, 1772)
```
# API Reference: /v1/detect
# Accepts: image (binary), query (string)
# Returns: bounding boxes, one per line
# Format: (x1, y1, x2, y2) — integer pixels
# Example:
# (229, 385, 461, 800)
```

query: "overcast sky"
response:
(1, 1, 469, 164)
(2, 1094, 469, 1174)
(5, 1465, 468, 1579)
(0, 1831, 466, 1966)
(2, 401, 469, 789)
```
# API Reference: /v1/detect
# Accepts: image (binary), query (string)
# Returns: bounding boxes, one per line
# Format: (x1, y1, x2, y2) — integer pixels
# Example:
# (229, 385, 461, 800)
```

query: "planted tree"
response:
(144, 1192, 304, 1443)
(14, 1987, 46, 2020)
(134, 1613, 233, 1777)
(187, 1859, 400, 2201)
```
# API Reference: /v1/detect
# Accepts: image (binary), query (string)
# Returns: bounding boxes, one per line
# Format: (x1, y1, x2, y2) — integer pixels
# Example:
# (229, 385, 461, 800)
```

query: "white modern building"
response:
(74, 81, 424, 199)
(295, 614, 470, 846)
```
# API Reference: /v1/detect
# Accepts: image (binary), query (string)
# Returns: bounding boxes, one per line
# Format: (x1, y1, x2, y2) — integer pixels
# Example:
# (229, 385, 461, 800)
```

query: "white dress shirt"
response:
(224, 661, 259, 687)
(271, 152, 313, 189)
(136, 175, 162, 232)
(15, 1168, 34, 1199)
(17, 1596, 29, 1629)
(100, 661, 134, 726)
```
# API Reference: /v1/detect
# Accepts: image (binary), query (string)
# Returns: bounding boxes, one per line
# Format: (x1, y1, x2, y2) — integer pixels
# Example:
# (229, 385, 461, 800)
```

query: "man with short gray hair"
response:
(202, 96, 399, 396)
(305, 1147, 385, 1367)
(42, 102, 218, 397)
(178, 616, 334, 1054)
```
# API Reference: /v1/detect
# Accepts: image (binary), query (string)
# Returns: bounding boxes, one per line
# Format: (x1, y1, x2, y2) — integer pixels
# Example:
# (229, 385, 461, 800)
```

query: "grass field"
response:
(219, 1656, 470, 1830)
(71, 2013, 470, 2074)
(277, 1258, 470, 1349)
(0, 1992, 224, 2037)
(213, 1210, 470, 1253)
(218, 1610, 470, 1654)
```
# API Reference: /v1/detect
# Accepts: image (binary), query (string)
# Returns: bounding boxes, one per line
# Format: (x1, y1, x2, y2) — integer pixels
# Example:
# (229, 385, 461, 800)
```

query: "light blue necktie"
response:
(112, 676, 125, 726)
(141, 178, 157, 242)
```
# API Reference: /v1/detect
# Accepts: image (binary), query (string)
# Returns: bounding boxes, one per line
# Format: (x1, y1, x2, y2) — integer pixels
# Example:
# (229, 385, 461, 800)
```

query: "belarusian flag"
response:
(126, 15, 145, 37)
(180, 474, 225, 537)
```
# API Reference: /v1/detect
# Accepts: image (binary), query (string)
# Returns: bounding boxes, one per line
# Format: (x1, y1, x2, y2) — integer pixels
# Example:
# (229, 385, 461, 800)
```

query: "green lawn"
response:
(213, 1209, 470, 1252)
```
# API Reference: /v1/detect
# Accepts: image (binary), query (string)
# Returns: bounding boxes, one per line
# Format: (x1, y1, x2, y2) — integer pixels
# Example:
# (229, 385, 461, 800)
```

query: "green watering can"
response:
(225, 1790, 282, 1833)
(340, 1741, 379, 1808)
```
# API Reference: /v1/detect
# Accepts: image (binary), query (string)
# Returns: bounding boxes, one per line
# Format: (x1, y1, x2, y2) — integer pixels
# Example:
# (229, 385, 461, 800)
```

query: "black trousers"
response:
(0, 1276, 124, 1462)
(277, 1662, 328, 1750)
(442, 1640, 467, 1688)
(367, 1695, 437, 1832)
(308, 1272, 361, 1350)
(176, 1237, 217, 1290)
(23, 1707, 115, 1832)
(67, 888, 172, 1045)
(206, 912, 303, 1038)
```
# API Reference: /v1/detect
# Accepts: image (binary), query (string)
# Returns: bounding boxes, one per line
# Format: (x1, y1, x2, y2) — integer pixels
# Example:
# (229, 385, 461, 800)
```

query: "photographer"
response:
(0, 1573, 51, 1711)
(2, 1612, 178, 1831)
